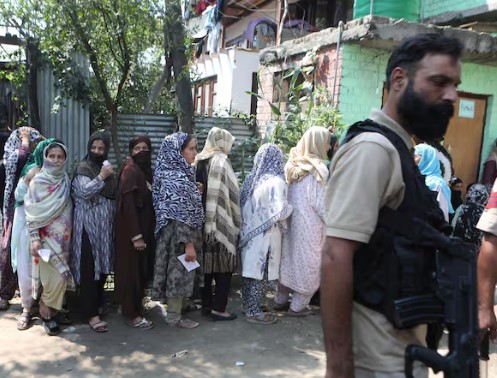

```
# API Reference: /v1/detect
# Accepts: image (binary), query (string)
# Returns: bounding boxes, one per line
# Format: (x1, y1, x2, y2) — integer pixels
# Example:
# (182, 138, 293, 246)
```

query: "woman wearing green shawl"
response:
(11, 138, 54, 330)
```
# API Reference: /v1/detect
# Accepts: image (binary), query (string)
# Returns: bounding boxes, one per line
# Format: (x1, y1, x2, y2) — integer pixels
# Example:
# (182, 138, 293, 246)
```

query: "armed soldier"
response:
(321, 34, 464, 377)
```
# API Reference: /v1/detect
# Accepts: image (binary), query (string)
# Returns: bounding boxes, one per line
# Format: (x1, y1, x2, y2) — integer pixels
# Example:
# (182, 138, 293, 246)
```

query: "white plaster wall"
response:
(192, 48, 260, 115)
(231, 49, 260, 113)
(224, 0, 279, 43)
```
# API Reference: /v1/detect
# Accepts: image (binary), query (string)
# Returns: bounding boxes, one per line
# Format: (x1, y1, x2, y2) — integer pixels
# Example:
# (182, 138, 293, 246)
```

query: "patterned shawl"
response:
(453, 184, 489, 248)
(239, 144, 290, 247)
(415, 143, 454, 214)
(240, 143, 285, 208)
(24, 142, 75, 296)
(2, 128, 42, 217)
(153, 132, 204, 237)
(74, 131, 117, 199)
(196, 127, 235, 162)
(195, 127, 240, 255)
(25, 143, 71, 230)
(285, 126, 330, 186)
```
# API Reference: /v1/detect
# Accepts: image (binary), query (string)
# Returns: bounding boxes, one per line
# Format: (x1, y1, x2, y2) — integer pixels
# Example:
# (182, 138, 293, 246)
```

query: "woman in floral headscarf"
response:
(240, 144, 292, 324)
(275, 126, 331, 316)
(152, 132, 204, 329)
(25, 141, 75, 336)
(1, 126, 43, 310)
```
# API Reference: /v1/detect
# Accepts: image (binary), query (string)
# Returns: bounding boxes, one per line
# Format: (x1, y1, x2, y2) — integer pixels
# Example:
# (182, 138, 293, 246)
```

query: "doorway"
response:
(443, 93, 488, 193)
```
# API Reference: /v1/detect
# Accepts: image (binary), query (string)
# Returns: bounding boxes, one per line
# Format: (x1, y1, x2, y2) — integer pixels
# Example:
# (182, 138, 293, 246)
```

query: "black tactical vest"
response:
(342, 120, 450, 327)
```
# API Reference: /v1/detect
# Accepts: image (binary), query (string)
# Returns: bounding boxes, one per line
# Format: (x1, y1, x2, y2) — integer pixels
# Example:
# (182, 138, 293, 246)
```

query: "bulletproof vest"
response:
(342, 120, 450, 325)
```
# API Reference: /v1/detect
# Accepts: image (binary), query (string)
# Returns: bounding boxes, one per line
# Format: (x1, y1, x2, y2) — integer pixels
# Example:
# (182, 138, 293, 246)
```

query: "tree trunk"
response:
(110, 105, 122, 166)
(165, 0, 195, 134)
(142, 62, 170, 113)
(26, 42, 41, 130)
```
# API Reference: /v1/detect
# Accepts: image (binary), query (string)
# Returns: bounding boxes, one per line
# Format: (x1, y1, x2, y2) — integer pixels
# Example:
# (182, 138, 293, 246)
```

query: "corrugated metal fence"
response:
(37, 54, 90, 173)
(109, 114, 259, 175)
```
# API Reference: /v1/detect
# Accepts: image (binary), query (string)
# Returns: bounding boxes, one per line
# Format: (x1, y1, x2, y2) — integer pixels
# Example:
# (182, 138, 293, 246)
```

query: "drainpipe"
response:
(331, 20, 344, 110)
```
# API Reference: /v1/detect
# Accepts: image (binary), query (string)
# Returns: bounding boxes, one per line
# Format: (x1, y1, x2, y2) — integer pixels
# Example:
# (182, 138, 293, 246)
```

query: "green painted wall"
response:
(338, 44, 389, 126)
(423, 0, 490, 19)
(338, 44, 497, 176)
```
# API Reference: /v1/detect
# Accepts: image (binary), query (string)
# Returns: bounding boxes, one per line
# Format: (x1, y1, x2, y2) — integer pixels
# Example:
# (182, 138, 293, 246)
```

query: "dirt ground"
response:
(0, 277, 496, 378)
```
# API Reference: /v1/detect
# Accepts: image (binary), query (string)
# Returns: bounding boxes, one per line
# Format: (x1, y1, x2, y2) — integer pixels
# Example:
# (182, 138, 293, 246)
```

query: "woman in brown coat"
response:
(114, 136, 155, 330)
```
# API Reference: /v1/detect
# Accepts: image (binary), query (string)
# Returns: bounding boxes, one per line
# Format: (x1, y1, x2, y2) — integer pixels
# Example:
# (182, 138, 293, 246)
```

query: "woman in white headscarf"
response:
(195, 127, 241, 321)
(274, 126, 331, 316)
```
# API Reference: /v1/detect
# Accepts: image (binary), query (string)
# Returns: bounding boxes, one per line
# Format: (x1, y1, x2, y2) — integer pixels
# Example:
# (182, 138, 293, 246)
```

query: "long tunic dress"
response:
(114, 160, 155, 319)
(0, 144, 30, 300)
(71, 175, 115, 283)
(279, 174, 326, 297)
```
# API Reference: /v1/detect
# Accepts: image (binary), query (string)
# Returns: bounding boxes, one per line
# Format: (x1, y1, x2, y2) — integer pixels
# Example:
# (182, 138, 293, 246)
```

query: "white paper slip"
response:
(39, 249, 51, 263)
(177, 254, 200, 272)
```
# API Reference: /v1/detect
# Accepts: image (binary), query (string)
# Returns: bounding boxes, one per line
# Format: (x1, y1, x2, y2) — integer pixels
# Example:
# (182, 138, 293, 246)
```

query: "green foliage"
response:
(253, 63, 346, 154)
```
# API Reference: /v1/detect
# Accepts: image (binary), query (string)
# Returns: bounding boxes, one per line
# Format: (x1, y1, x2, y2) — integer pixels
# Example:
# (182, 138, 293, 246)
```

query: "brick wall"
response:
(256, 46, 341, 136)
(423, 0, 490, 19)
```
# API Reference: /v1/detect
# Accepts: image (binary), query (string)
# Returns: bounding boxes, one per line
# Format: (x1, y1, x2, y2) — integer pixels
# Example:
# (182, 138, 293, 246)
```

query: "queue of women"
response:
(0, 124, 337, 335)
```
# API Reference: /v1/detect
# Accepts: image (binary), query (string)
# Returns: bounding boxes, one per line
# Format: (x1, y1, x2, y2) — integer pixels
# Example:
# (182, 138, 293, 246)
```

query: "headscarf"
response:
(152, 132, 204, 237)
(2, 128, 42, 217)
(239, 143, 290, 247)
(452, 184, 489, 247)
(285, 126, 330, 186)
(195, 127, 235, 162)
(74, 131, 116, 199)
(129, 135, 153, 183)
(240, 143, 284, 208)
(25, 142, 71, 230)
(415, 143, 454, 214)
(15, 138, 55, 207)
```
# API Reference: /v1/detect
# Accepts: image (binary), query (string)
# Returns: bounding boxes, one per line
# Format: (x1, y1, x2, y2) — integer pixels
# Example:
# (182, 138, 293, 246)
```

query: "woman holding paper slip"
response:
(114, 136, 155, 330)
(152, 132, 204, 329)
(24, 141, 75, 336)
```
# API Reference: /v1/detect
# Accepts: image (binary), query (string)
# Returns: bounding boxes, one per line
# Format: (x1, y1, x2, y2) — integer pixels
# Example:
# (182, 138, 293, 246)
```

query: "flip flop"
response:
(174, 318, 199, 329)
(89, 320, 108, 333)
(273, 302, 290, 312)
(127, 317, 154, 331)
(246, 313, 277, 325)
(17, 311, 31, 331)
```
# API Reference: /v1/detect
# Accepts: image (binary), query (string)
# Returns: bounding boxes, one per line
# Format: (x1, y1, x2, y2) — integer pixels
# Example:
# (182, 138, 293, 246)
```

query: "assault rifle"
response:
(390, 234, 479, 378)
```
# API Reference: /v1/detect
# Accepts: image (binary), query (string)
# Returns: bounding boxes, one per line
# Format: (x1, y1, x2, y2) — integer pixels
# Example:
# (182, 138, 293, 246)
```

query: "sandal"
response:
(210, 312, 237, 321)
(175, 318, 199, 329)
(89, 320, 108, 333)
(17, 312, 31, 331)
(54, 312, 73, 325)
(273, 302, 290, 312)
(42, 318, 60, 336)
(246, 313, 277, 325)
(127, 317, 154, 331)
(0, 298, 9, 311)
(183, 303, 202, 313)
(285, 308, 314, 317)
